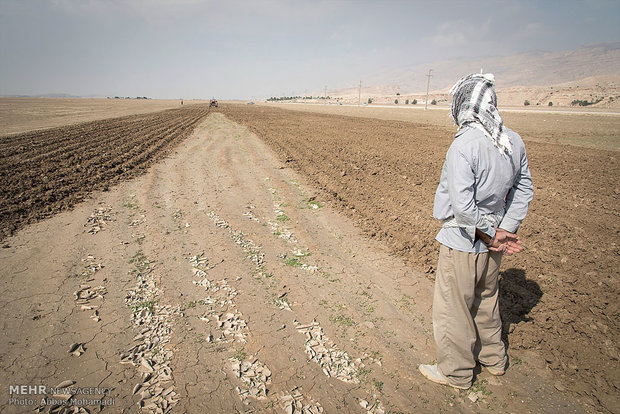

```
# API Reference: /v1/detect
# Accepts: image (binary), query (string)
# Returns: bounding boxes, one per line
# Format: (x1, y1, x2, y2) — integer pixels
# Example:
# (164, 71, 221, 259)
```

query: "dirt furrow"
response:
(0, 108, 186, 156)
(0, 109, 198, 175)
(0, 106, 211, 239)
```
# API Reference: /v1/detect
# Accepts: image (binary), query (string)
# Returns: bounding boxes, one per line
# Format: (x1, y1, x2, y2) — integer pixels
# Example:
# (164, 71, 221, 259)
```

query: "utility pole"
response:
(425, 69, 433, 110)
(358, 81, 362, 106)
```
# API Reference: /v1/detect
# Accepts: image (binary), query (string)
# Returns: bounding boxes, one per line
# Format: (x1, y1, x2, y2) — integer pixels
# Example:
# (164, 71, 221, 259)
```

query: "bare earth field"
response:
(0, 100, 618, 413)
(260, 102, 620, 151)
(0, 105, 211, 239)
(222, 104, 620, 412)
(0, 98, 206, 136)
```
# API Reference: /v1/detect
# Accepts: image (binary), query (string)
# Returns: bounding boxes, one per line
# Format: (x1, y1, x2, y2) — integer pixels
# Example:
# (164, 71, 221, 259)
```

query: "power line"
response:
(358, 80, 362, 106)
(425, 69, 433, 110)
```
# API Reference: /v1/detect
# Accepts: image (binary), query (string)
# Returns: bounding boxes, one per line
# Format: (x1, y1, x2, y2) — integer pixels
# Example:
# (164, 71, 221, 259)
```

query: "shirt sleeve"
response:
(500, 146, 534, 233)
(446, 146, 496, 245)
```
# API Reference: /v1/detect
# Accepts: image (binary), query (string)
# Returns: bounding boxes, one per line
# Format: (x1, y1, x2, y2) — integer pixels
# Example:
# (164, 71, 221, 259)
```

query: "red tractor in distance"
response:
(209, 99, 218, 108)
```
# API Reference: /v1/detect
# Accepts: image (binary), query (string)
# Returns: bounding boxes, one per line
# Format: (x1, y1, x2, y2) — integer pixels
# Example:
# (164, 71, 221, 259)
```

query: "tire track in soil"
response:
(156, 114, 405, 412)
(120, 204, 182, 413)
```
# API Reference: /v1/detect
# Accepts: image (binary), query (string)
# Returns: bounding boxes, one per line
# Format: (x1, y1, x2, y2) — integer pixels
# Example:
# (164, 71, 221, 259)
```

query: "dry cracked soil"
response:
(0, 103, 618, 414)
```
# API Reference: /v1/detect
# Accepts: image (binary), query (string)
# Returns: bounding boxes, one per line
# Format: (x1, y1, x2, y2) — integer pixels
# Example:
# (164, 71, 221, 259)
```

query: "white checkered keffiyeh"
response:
(449, 73, 512, 155)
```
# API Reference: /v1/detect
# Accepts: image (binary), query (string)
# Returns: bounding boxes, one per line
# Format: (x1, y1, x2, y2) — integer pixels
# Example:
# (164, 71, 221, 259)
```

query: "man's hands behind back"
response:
(489, 228, 523, 254)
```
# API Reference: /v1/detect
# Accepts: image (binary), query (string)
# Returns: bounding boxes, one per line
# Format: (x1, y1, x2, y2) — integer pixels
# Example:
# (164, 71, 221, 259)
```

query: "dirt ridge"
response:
(0, 105, 212, 240)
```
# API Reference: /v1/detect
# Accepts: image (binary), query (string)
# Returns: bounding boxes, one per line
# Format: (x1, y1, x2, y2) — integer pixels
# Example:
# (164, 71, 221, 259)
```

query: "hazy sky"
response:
(1, 0, 619, 99)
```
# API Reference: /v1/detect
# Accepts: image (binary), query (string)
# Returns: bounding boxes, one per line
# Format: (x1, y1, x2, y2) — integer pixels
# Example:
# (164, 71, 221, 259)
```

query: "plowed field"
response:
(221, 104, 620, 412)
(0, 101, 618, 413)
(0, 105, 211, 239)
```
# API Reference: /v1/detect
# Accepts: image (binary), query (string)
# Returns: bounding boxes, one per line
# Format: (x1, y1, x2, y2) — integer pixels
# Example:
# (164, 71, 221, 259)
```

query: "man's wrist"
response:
(487, 232, 496, 246)
(475, 227, 496, 245)
(484, 227, 496, 246)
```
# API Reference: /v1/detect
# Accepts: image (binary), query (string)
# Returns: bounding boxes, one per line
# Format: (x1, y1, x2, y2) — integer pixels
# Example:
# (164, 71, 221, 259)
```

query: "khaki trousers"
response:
(432, 244, 506, 387)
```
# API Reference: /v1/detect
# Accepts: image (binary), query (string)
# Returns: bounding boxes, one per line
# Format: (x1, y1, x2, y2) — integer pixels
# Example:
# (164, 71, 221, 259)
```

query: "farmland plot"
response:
(0, 105, 211, 239)
(221, 104, 620, 413)
(0, 103, 615, 413)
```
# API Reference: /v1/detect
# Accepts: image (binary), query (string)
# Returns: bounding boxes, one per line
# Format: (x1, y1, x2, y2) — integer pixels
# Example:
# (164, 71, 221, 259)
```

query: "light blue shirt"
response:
(433, 125, 534, 253)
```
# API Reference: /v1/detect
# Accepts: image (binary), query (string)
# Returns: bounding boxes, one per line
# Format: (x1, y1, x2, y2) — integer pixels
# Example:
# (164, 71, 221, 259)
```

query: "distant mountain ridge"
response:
(1, 93, 83, 98)
(333, 42, 620, 96)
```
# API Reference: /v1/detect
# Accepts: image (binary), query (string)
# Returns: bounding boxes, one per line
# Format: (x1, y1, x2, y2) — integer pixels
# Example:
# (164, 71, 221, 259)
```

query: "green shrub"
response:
(524, 100, 530, 106)
(405, 99, 409, 104)
(412, 99, 417, 104)
(394, 99, 398, 104)
(548, 101, 553, 106)
(431, 99, 437, 105)
(571, 98, 603, 106)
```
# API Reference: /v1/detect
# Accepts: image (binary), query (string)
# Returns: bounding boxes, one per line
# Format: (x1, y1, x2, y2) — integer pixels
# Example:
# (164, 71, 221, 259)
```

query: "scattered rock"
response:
(123, 250, 180, 413)
(55, 380, 75, 389)
(358, 397, 386, 414)
(231, 357, 272, 400)
(278, 387, 323, 414)
(84, 207, 114, 234)
(68, 343, 86, 356)
(294, 319, 359, 383)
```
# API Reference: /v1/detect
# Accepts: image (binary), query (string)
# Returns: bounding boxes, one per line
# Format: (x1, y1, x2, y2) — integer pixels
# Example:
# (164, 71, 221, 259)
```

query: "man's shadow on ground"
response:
(498, 268, 543, 347)
(473, 268, 542, 378)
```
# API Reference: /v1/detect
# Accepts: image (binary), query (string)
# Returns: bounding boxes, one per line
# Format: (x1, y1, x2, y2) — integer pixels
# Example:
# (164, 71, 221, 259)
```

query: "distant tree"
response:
(394, 99, 399, 104)
(571, 97, 603, 106)
(396, 92, 400, 96)
(367, 98, 373, 104)
(412, 99, 417, 104)
(524, 100, 530, 106)
(405, 99, 409, 104)
(431, 99, 437, 105)
(548, 101, 553, 106)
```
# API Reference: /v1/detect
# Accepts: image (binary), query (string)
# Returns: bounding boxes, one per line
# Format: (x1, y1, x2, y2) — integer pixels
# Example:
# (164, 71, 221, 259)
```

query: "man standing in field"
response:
(419, 74, 534, 390)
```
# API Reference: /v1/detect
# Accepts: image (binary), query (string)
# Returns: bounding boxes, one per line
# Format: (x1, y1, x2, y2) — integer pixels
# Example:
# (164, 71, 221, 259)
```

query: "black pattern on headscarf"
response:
(449, 73, 512, 155)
